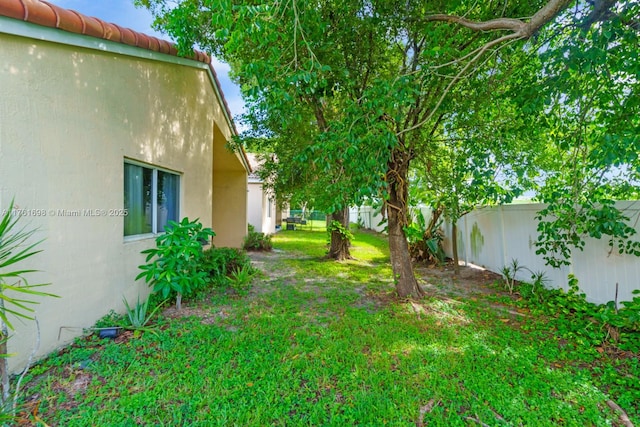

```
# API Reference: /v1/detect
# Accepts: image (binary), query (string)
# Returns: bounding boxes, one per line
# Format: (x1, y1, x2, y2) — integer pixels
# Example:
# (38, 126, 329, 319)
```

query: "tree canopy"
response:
(138, 0, 639, 296)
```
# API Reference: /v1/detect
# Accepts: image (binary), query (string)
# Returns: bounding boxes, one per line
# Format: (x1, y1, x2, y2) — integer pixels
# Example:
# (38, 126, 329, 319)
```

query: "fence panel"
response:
(443, 201, 640, 305)
(349, 206, 386, 232)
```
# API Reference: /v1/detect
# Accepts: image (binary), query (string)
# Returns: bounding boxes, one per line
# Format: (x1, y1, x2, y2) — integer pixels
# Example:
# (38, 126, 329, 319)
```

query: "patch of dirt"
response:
(162, 305, 230, 325)
(415, 260, 504, 299)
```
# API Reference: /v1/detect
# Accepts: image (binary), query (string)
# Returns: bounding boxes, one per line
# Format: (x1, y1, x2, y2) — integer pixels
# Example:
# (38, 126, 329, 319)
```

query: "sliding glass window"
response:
(124, 162, 180, 237)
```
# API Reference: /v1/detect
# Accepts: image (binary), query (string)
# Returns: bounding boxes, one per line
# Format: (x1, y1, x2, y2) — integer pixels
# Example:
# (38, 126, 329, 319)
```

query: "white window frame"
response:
(124, 159, 181, 240)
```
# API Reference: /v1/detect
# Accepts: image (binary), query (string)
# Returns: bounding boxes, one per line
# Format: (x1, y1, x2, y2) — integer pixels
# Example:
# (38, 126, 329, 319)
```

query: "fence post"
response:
(500, 205, 507, 270)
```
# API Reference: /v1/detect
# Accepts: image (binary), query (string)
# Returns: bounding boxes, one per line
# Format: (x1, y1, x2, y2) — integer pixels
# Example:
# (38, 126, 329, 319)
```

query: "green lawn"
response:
(17, 229, 638, 426)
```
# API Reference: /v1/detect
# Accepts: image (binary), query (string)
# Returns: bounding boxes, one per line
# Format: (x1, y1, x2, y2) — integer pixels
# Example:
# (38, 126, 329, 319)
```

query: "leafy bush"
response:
(201, 247, 253, 282)
(515, 275, 640, 351)
(405, 209, 445, 264)
(200, 247, 256, 295)
(136, 218, 215, 310)
(243, 224, 273, 251)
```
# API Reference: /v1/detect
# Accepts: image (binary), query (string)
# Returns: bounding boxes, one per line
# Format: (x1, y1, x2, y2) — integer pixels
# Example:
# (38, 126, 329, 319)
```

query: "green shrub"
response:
(515, 275, 640, 351)
(200, 247, 256, 295)
(243, 225, 273, 251)
(136, 218, 215, 310)
(404, 209, 445, 264)
(201, 247, 253, 282)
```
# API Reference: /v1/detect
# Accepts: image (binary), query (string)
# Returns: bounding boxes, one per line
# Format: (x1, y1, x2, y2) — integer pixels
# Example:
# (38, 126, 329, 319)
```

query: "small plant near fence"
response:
(404, 209, 446, 265)
(500, 258, 551, 295)
(243, 224, 273, 251)
(136, 217, 215, 310)
(500, 259, 525, 294)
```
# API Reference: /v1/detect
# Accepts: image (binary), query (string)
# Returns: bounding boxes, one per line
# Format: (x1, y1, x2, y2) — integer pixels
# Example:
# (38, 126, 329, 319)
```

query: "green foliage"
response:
(506, 273, 640, 410)
(327, 220, 353, 244)
(15, 228, 639, 425)
(93, 310, 126, 329)
(405, 208, 445, 265)
(200, 247, 256, 296)
(135, 218, 215, 305)
(122, 295, 166, 333)
(500, 259, 526, 294)
(199, 246, 258, 295)
(200, 247, 252, 282)
(0, 200, 57, 330)
(514, 275, 640, 350)
(243, 224, 273, 251)
(536, 200, 640, 268)
(527, 2, 640, 267)
(0, 199, 58, 419)
(613, 290, 640, 332)
(226, 265, 256, 296)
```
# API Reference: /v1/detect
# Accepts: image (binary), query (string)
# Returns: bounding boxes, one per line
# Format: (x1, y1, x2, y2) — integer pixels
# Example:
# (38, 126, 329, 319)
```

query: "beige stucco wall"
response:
(212, 170, 248, 247)
(0, 27, 245, 370)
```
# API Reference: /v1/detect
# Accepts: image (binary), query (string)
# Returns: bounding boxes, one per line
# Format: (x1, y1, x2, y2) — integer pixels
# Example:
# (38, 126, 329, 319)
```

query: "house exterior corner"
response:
(0, 7, 248, 371)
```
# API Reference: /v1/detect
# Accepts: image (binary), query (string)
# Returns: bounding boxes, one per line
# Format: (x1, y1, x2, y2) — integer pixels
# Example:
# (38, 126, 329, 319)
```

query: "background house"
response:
(247, 153, 278, 234)
(0, 0, 249, 370)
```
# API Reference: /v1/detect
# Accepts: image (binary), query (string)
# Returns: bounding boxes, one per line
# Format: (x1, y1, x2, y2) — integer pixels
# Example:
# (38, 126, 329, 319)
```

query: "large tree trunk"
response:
(452, 221, 460, 275)
(327, 207, 351, 260)
(387, 148, 424, 299)
(388, 203, 423, 298)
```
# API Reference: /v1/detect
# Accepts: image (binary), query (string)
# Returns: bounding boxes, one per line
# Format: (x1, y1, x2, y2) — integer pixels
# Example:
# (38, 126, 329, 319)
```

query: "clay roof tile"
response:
(102, 22, 122, 42)
(136, 32, 151, 50)
(118, 26, 137, 46)
(80, 15, 104, 38)
(148, 36, 160, 52)
(158, 39, 172, 55)
(2, 0, 26, 20)
(23, 0, 56, 27)
(46, 2, 83, 34)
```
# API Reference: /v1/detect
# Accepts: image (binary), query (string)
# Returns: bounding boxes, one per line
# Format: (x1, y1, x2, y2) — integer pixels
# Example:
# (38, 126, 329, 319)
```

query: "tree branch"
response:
(423, 14, 526, 33)
(423, 0, 574, 38)
(398, 33, 520, 137)
(397, 0, 574, 138)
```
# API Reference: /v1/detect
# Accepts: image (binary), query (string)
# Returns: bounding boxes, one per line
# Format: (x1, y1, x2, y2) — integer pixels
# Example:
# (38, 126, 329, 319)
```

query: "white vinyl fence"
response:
(442, 201, 640, 305)
(350, 206, 386, 232)
(351, 202, 640, 305)
(349, 205, 433, 233)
